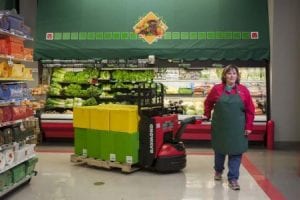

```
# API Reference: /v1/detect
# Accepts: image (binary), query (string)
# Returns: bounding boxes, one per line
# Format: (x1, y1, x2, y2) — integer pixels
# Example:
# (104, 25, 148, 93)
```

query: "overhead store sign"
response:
(133, 11, 168, 44)
(35, 0, 270, 60)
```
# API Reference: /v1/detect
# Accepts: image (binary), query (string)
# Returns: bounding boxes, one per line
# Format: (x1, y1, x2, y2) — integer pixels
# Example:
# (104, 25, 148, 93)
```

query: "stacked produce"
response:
(46, 68, 156, 109)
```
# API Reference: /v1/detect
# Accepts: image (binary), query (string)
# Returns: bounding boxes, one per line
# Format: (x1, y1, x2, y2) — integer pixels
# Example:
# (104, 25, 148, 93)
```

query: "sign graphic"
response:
(46, 33, 54, 40)
(251, 32, 259, 39)
(133, 12, 168, 44)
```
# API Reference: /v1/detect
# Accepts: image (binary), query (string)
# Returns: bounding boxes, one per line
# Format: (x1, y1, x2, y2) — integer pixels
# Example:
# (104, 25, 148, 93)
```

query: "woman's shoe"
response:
(214, 172, 223, 180)
(228, 179, 240, 190)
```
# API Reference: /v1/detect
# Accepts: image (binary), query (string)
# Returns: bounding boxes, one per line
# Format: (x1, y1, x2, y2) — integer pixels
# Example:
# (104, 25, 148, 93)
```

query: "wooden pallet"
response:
(70, 154, 140, 173)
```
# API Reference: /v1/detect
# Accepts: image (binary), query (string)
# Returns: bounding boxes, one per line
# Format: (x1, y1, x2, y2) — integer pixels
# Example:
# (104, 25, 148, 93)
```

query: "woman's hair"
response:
(221, 64, 240, 84)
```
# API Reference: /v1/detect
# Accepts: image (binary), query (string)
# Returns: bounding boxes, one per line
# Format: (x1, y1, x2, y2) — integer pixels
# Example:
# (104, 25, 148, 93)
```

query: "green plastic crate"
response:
(113, 132, 139, 164)
(25, 157, 38, 175)
(99, 131, 115, 161)
(74, 128, 87, 156)
(12, 164, 26, 183)
(0, 170, 13, 191)
(86, 129, 102, 159)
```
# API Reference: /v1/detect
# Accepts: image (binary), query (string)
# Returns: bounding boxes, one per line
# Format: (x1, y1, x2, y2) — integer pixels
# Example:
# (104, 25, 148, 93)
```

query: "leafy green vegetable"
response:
(102, 84, 111, 91)
(99, 71, 110, 80)
(73, 98, 84, 107)
(52, 68, 66, 82)
(87, 85, 101, 97)
(64, 71, 77, 83)
(83, 97, 98, 106)
(46, 98, 65, 107)
(64, 84, 82, 96)
(65, 98, 74, 108)
(112, 70, 154, 82)
(48, 83, 62, 96)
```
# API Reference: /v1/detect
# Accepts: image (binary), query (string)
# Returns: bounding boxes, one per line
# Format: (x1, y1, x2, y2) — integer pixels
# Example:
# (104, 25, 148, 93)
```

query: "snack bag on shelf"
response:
(23, 68, 32, 79)
(0, 107, 3, 123)
(2, 106, 12, 122)
(7, 64, 24, 78)
(0, 61, 9, 77)
(23, 48, 33, 60)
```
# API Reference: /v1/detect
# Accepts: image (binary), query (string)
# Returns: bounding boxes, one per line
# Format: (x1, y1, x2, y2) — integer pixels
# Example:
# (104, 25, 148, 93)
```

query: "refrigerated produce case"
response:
(152, 60, 273, 149)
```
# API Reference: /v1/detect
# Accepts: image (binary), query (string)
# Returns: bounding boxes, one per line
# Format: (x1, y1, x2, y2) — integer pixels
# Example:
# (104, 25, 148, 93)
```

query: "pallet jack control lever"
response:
(174, 116, 197, 143)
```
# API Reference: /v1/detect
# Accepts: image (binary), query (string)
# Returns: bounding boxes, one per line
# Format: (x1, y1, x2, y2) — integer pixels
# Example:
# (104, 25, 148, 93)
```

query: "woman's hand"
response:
(201, 115, 209, 121)
(244, 130, 252, 136)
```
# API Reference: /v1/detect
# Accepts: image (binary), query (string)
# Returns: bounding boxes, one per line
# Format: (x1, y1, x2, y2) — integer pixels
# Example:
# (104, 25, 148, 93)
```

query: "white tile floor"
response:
(5, 153, 270, 200)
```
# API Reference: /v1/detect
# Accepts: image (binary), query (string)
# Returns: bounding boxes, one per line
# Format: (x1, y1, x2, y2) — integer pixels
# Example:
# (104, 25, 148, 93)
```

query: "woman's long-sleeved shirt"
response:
(204, 83, 255, 130)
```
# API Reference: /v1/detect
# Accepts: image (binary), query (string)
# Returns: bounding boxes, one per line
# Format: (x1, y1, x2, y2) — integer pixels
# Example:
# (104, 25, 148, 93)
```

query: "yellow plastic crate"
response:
(73, 107, 94, 128)
(109, 106, 139, 133)
(90, 107, 110, 131)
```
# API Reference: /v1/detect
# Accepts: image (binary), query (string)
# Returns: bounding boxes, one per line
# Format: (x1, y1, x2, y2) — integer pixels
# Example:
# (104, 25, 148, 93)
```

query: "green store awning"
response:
(35, 0, 270, 61)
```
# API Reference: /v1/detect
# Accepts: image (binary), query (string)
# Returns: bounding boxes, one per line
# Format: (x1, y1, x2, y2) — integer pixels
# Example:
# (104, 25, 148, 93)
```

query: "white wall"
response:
(269, 0, 300, 141)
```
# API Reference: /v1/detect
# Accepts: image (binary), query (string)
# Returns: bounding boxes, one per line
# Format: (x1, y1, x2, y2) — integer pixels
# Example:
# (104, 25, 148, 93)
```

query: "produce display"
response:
(45, 68, 156, 110)
(156, 67, 267, 116)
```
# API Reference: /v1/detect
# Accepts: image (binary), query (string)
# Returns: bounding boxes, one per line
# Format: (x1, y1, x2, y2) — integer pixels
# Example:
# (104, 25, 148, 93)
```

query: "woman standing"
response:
(203, 64, 255, 190)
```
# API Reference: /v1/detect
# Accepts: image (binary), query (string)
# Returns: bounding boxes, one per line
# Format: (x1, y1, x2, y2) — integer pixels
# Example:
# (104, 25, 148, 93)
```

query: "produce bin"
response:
(86, 129, 102, 159)
(90, 107, 109, 131)
(74, 128, 87, 156)
(109, 106, 139, 133)
(73, 107, 92, 129)
(113, 131, 139, 164)
(12, 163, 26, 183)
(99, 131, 115, 161)
(25, 157, 38, 175)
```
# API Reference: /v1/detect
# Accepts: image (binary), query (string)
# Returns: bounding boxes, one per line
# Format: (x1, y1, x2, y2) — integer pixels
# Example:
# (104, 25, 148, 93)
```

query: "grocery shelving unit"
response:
(0, 29, 38, 197)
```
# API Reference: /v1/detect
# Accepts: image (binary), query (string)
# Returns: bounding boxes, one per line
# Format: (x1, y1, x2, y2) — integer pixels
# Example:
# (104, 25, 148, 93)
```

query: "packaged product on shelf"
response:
(11, 124, 22, 142)
(0, 84, 23, 100)
(2, 128, 13, 144)
(11, 106, 27, 120)
(14, 148, 26, 163)
(0, 13, 9, 30)
(0, 108, 3, 123)
(0, 152, 5, 171)
(0, 130, 4, 145)
(4, 9, 24, 33)
(8, 64, 25, 78)
(23, 68, 33, 79)
(0, 39, 7, 55)
(2, 107, 12, 122)
(4, 149, 14, 166)
(22, 25, 32, 37)
(0, 62, 9, 78)
(23, 48, 33, 60)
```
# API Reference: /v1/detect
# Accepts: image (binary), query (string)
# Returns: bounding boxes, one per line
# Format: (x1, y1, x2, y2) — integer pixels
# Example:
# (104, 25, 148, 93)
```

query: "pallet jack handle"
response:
(174, 116, 197, 143)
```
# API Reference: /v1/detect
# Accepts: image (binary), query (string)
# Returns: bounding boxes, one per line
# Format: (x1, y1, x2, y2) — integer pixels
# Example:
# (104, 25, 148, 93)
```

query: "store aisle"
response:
(5, 153, 271, 200)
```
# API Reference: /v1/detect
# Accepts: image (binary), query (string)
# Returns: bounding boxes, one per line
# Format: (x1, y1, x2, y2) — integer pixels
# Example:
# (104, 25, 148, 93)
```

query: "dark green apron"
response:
(211, 87, 248, 155)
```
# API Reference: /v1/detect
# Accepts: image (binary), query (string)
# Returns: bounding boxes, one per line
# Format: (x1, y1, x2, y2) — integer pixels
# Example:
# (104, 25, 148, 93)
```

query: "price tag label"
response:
(110, 154, 116, 162)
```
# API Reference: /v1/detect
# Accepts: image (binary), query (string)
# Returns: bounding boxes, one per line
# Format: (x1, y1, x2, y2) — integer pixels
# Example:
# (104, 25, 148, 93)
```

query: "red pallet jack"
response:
(139, 114, 200, 172)
(136, 82, 201, 172)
